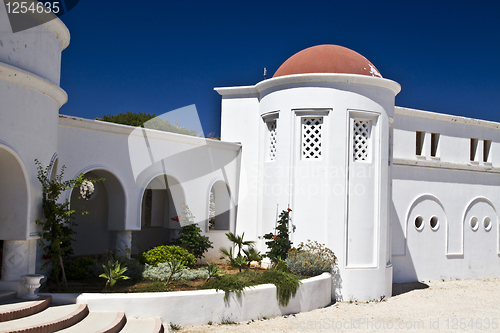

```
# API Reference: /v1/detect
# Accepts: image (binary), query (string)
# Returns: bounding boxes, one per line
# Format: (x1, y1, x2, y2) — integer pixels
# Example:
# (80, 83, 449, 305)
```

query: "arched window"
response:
(208, 181, 231, 231)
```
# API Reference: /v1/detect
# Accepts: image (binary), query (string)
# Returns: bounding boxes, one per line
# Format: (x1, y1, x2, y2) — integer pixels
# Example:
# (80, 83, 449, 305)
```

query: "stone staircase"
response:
(0, 292, 164, 333)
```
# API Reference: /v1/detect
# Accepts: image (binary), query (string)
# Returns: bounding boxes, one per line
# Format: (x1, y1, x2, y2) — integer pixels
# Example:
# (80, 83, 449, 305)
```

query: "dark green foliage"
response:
(65, 257, 96, 280)
(263, 208, 293, 264)
(202, 274, 253, 301)
(99, 260, 131, 292)
(260, 269, 301, 307)
(243, 247, 263, 265)
(176, 204, 213, 259)
(99, 111, 197, 136)
(35, 159, 102, 289)
(225, 232, 255, 257)
(143, 245, 196, 268)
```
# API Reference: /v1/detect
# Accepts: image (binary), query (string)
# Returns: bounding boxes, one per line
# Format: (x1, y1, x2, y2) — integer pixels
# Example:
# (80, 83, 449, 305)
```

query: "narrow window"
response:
(353, 119, 371, 162)
(301, 117, 323, 159)
(208, 188, 215, 230)
(430, 133, 439, 157)
(416, 131, 425, 156)
(267, 120, 277, 162)
(208, 181, 230, 231)
(142, 189, 152, 227)
(470, 138, 478, 161)
(483, 140, 492, 163)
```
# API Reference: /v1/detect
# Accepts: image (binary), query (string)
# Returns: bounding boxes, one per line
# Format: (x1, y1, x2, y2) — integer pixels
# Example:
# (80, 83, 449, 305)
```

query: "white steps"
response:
(0, 295, 164, 333)
(58, 311, 126, 333)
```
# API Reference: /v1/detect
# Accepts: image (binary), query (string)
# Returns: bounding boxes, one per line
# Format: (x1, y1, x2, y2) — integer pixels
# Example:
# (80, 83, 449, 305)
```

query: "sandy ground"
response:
(179, 278, 500, 333)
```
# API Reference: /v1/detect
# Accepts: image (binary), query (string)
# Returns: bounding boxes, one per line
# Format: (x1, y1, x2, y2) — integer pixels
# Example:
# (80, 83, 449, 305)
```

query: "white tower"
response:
(218, 45, 401, 301)
(0, 7, 69, 294)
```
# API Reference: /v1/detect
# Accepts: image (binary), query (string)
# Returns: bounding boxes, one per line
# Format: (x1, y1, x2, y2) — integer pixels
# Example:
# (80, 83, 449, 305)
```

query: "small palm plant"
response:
(99, 260, 130, 292)
(165, 259, 186, 285)
(225, 232, 255, 257)
(205, 263, 223, 282)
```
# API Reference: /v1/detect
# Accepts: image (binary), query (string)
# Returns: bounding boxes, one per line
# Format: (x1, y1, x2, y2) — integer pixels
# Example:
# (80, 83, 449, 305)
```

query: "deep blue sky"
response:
(58, 1, 500, 136)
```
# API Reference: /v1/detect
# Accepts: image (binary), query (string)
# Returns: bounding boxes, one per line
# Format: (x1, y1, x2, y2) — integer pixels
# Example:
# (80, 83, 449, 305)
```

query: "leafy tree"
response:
(98, 111, 197, 136)
(35, 159, 101, 289)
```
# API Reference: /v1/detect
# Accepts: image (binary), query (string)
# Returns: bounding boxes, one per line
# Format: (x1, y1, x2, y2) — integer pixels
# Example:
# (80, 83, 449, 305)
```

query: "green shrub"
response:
(286, 240, 337, 277)
(143, 245, 196, 268)
(262, 208, 292, 264)
(175, 204, 213, 259)
(65, 257, 96, 280)
(202, 274, 252, 301)
(260, 269, 301, 307)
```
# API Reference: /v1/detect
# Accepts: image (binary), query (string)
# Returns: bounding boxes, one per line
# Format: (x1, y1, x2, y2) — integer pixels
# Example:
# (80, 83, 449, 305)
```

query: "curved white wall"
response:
(218, 74, 400, 301)
(45, 272, 332, 327)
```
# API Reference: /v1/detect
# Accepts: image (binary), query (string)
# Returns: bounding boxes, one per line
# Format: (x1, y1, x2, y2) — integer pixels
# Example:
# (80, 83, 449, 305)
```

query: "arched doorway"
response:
(0, 146, 29, 280)
(70, 169, 126, 256)
(133, 174, 185, 254)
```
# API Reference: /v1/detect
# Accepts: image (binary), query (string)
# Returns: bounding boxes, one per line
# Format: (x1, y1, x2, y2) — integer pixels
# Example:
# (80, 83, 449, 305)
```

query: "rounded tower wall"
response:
(0, 5, 69, 240)
(256, 73, 399, 301)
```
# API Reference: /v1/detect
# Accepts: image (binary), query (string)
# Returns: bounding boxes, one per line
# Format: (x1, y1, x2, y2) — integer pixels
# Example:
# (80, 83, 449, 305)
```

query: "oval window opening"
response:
(415, 216, 424, 230)
(483, 217, 492, 231)
(430, 216, 439, 230)
(470, 216, 479, 231)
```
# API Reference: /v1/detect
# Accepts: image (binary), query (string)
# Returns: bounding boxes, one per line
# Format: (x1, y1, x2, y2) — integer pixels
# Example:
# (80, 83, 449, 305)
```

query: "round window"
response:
(470, 216, 479, 231)
(483, 217, 492, 231)
(430, 216, 439, 230)
(415, 216, 424, 230)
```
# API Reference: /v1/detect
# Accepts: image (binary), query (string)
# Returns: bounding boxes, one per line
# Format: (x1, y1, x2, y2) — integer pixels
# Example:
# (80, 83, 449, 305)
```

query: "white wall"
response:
(392, 107, 500, 282)
(218, 74, 401, 301)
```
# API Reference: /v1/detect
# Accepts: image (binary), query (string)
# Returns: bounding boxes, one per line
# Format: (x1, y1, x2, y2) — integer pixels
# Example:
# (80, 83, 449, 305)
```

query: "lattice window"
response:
(301, 117, 323, 159)
(353, 119, 371, 162)
(267, 120, 277, 161)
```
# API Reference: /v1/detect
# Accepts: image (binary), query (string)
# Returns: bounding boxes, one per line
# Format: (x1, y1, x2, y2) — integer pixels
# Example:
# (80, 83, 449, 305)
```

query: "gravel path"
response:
(180, 278, 500, 332)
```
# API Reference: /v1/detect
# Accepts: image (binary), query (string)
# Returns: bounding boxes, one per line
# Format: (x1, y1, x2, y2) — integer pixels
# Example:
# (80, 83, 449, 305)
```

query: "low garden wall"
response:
(41, 272, 332, 327)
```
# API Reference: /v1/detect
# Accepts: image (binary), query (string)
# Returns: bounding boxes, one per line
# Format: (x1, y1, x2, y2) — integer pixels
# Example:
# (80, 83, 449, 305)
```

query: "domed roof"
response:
(273, 45, 382, 78)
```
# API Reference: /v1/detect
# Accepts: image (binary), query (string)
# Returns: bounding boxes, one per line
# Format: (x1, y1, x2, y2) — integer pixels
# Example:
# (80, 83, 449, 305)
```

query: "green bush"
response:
(65, 257, 96, 280)
(143, 245, 196, 268)
(262, 209, 292, 264)
(285, 240, 337, 277)
(202, 274, 252, 301)
(260, 269, 301, 307)
(176, 204, 213, 259)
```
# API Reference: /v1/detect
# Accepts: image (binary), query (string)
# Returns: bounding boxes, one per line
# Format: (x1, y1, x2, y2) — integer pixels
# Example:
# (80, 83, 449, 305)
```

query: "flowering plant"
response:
(262, 208, 292, 264)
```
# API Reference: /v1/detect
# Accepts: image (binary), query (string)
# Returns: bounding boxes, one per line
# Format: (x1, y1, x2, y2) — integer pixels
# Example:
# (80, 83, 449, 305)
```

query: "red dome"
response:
(273, 45, 382, 78)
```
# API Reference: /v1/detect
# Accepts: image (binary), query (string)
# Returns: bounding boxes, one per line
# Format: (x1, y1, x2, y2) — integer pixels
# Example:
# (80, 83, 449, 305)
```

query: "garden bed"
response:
(40, 272, 333, 327)
(40, 263, 268, 293)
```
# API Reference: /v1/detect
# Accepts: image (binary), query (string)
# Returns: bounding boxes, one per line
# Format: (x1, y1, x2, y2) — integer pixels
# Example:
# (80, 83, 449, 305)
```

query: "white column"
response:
(1, 239, 37, 296)
(116, 231, 132, 258)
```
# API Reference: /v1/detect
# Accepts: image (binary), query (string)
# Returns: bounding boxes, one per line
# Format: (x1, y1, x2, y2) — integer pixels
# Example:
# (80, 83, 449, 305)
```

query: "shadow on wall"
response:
(391, 200, 418, 283)
(332, 266, 343, 301)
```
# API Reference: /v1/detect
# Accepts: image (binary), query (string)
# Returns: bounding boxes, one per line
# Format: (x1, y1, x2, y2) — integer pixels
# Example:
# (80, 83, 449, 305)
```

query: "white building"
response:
(0, 9, 498, 301)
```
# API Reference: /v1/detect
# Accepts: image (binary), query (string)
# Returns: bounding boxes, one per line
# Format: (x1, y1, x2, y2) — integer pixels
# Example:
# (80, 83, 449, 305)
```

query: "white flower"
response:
(80, 180, 95, 200)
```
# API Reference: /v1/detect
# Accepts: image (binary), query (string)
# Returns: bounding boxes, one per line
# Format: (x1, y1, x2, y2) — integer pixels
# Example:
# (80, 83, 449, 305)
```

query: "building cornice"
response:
(395, 107, 500, 130)
(0, 61, 67, 107)
(215, 73, 401, 97)
(393, 158, 500, 174)
(58, 115, 242, 151)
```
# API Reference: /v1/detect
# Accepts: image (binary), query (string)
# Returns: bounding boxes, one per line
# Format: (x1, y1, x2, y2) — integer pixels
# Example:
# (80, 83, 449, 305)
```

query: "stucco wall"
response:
(392, 107, 500, 282)
(44, 272, 332, 327)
